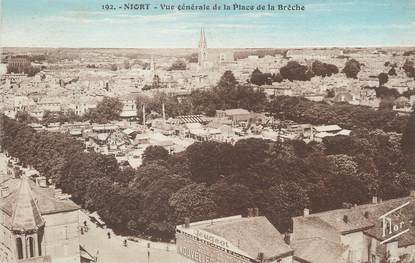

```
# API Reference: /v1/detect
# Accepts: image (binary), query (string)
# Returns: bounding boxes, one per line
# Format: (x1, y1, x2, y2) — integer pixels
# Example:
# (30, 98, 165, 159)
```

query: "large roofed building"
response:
(0, 172, 82, 263)
(176, 213, 293, 263)
(292, 194, 415, 263)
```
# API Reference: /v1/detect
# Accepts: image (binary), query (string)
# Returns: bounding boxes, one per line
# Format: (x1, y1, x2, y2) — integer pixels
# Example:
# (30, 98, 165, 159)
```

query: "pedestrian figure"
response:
(80, 227, 84, 235)
(123, 239, 127, 247)
(107, 232, 111, 239)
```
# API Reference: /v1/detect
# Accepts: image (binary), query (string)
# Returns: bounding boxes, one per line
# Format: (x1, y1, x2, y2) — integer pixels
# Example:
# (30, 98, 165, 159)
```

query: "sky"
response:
(1, 0, 414, 48)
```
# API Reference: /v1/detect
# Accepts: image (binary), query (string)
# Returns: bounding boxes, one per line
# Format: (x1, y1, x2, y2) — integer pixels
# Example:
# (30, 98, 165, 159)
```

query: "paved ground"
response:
(0, 153, 7, 173)
(79, 212, 190, 263)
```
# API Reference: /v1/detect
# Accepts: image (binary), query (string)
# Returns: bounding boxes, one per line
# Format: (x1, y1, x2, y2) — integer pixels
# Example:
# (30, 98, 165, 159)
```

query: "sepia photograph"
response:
(0, 0, 415, 262)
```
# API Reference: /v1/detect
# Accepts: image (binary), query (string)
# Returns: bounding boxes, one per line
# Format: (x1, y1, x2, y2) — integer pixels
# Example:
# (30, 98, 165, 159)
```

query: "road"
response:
(79, 212, 191, 263)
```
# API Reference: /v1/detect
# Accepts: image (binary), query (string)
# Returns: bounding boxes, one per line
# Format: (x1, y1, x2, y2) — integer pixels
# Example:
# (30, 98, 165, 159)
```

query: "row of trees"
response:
(7, 64, 41, 77)
(2, 110, 414, 240)
(267, 96, 409, 133)
(248, 59, 344, 85)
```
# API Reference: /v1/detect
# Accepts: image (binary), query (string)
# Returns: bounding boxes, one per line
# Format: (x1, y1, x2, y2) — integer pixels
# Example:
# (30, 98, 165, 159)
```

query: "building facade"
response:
(176, 214, 293, 263)
(0, 174, 81, 263)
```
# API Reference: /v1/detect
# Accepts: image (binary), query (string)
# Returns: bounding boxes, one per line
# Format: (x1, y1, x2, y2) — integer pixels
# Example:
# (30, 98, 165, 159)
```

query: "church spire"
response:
(199, 28, 207, 49)
(198, 28, 208, 69)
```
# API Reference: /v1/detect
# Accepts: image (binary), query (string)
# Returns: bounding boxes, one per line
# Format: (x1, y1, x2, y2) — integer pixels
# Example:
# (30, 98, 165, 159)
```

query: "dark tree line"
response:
(267, 96, 408, 133)
(2, 108, 414, 240)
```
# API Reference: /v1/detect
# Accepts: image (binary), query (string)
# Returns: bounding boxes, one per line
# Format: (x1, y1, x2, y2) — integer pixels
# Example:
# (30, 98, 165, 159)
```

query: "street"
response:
(79, 211, 190, 263)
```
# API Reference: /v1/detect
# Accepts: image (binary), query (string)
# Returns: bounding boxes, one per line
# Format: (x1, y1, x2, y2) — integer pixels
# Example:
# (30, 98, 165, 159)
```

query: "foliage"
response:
(7, 64, 41, 77)
(378, 73, 389, 86)
(311, 60, 339, 77)
(402, 109, 415, 155)
(85, 97, 123, 123)
(250, 68, 272, 86)
(142, 145, 170, 164)
(403, 60, 415, 79)
(2, 92, 414, 240)
(168, 60, 187, 71)
(280, 61, 312, 81)
(342, 59, 361, 79)
(15, 111, 39, 124)
(267, 96, 408, 133)
(42, 110, 82, 125)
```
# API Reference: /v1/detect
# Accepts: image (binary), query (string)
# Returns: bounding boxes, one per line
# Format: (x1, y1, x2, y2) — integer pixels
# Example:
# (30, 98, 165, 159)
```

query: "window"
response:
(28, 237, 34, 258)
(16, 237, 23, 260)
(38, 232, 43, 256)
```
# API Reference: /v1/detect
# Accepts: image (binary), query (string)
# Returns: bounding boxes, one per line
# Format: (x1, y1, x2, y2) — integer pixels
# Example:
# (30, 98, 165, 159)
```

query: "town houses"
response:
(176, 194, 415, 263)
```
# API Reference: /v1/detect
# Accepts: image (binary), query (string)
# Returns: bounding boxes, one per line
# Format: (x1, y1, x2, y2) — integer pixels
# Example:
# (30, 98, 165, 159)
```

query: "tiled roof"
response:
(293, 196, 415, 247)
(224, 109, 250, 115)
(0, 178, 79, 229)
(197, 216, 293, 260)
(292, 238, 348, 263)
(10, 178, 44, 231)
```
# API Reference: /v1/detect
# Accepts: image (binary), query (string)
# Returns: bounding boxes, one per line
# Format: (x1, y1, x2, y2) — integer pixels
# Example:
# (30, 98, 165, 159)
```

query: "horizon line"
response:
(2, 44, 415, 50)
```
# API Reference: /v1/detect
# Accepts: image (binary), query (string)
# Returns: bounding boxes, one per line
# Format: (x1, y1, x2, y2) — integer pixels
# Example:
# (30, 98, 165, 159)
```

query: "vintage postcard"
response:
(1, 0, 415, 262)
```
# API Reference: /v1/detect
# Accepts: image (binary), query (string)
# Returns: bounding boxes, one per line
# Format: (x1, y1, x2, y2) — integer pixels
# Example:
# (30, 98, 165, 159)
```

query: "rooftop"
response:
(179, 215, 293, 260)
(0, 177, 79, 229)
(293, 195, 415, 246)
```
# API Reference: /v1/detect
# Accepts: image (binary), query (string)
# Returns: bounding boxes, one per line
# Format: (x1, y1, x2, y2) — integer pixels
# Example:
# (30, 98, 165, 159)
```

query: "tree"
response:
(264, 182, 310, 231)
(210, 182, 253, 216)
(250, 68, 272, 86)
(142, 145, 169, 164)
(402, 109, 415, 155)
(378, 73, 389, 86)
(388, 67, 397, 76)
(186, 141, 235, 185)
(86, 97, 123, 123)
(169, 183, 217, 224)
(272, 73, 283, 83)
(280, 61, 312, 81)
(218, 70, 238, 88)
(168, 60, 187, 71)
(312, 60, 339, 77)
(403, 60, 415, 79)
(15, 111, 38, 124)
(342, 59, 361, 79)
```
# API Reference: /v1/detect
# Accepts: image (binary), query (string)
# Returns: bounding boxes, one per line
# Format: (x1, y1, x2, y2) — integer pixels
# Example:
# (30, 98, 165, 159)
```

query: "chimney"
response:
(254, 207, 259, 217)
(303, 208, 310, 217)
(372, 196, 378, 204)
(410, 191, 415, 198)
(184, 217, 190, 228)
(0, 186, 9, 198)
(343, 215, 349, 223)
(247, 208, 254, 217)
(257, 252, 264, 261)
